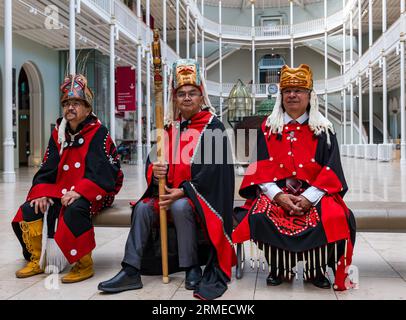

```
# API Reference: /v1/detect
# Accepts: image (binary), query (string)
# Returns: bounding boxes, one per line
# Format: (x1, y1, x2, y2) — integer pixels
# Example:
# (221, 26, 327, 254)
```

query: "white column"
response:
(70, 0, 76, 75)
(146, 0, 151, 155)
(343, 0, 346, 73)
(350, 83, 354, 144)
(146, 0, 150, 26)
(342, 0, 346, 145)
(401, 37, 406, 164)
(163, 0, 168, 114)
(324, 0, 328, 118)
(251, 0, 256, 114)
(195, 16, 198, 60)
(137, 44, 143, 165)
(146, 50, 151, 155)
(343, 89, 347, 145)
(358, 75, 363, 144)
(219, 1, 223, 120)
(382, 53, 388, 144)
(368, 0, 373, 148)
(369, 65, 373, 144)
(135, 0, 143, 164)
(2, 0, 15, 182)
(186, 3, 190, 59)
(401, 2, 406, 164)
(201, 0, 205, 74)
(368, 0, 373, 47)
(290, 0, 294, 66)
(382, 0, 387, 33)
(176, 0, 180, 55)
(358, 0, 362, 60)
(350, 11, 353, 66)
(110, 21, 116, 142)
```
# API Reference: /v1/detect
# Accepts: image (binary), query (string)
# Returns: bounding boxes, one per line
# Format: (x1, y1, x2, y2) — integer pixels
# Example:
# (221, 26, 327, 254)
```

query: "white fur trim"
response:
(265, 90, 284, 134)
(265, 90, 334, 145)
(39, 208, 69, 274)
(58, 118, 67, 156)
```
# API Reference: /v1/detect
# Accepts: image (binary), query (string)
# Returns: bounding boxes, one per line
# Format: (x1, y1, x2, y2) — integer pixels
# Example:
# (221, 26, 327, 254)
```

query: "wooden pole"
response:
(152, 29, 169, 284)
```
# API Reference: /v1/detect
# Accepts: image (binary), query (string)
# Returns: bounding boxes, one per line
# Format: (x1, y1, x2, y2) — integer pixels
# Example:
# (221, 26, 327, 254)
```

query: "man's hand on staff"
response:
(30, 197, 54, 214)
(61, 191, 81, 207)
(159, 186, 185, 209)
(153, 162, 168, 179)
(274, 193, 304, 216)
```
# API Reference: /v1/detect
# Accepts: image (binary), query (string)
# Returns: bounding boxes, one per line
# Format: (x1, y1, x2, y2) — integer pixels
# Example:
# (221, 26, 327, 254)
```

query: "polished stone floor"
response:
(1, 158, 406, 300)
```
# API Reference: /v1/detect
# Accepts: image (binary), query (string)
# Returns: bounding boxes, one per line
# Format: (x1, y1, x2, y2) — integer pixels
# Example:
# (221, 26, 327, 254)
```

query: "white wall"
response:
(0, 28, 60, 169)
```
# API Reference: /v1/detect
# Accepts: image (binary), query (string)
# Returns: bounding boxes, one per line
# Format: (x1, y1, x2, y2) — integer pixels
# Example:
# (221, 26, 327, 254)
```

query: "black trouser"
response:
(122, 198, 199, 270)
(19, 197, 92, 238)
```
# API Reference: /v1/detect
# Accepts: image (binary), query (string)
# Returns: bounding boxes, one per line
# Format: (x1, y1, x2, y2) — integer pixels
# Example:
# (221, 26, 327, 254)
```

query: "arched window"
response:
(258, 54, 285, 84)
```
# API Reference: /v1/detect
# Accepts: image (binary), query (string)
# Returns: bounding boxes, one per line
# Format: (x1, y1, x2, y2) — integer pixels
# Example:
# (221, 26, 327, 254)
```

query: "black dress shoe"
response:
(266, 272, 283, 286)
(185, 266, 202, 290)
(98, 269, 143, 293)
(311, 273, 331, 289)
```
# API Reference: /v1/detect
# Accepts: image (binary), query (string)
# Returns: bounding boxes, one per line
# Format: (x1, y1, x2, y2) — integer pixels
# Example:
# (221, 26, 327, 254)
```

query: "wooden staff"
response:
(152, 29, 169, 284)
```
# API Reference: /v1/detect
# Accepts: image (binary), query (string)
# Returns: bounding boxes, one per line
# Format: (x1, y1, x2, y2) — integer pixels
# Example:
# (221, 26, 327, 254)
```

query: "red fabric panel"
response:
(146, 163, 154, 186)
(12, 207, 23, 223)
(334, 239, 354, 291)
(54, 210, 96, 264)
(75, 178, 107, 202)
(27, 184, 61, 201)
(320, 195, 351, 243)
(166, 111, 212, 188)
(312, 166, 343, 194)
(240, 124, 320, 195)
(194, 193, 236, 278)
(232, 214, 250, 244)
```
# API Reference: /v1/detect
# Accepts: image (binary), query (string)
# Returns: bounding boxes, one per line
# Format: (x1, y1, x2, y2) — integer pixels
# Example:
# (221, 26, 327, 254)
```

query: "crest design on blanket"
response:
(252, 194, 320, 236)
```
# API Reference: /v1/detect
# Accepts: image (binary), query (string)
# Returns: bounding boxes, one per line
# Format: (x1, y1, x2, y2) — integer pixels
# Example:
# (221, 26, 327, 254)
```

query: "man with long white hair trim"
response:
(233, 64, 356, 291)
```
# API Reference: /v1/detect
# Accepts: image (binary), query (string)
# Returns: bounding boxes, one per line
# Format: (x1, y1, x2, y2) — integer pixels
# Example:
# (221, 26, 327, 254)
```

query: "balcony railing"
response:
(80, 0, 403, 97)
(190, 0, 356, 40)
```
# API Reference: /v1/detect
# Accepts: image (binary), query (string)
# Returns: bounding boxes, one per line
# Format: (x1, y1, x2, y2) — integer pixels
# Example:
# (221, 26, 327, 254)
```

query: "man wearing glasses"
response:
(233, 64, 356, 291)
(12, 74, 123, 283)
(99, 59, 236, 300)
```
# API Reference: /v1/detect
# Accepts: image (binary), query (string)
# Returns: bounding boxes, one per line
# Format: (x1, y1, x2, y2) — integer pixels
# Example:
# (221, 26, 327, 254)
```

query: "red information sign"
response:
(115, 66, 136, 111)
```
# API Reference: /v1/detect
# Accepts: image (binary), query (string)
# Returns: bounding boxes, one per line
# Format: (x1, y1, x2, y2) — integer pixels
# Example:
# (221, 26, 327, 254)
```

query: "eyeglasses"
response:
(175, 91, 202, 99)
(281, 89, 310, 95)
(62, 101, 83, 108)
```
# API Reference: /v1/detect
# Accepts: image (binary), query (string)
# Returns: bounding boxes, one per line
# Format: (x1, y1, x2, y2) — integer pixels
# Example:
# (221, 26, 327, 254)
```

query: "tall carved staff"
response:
(152, 29, 169, 284)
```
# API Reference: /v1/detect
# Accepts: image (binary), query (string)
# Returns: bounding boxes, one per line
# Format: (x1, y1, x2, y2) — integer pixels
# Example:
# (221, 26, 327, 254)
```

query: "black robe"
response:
(134, 110, 236, 300)
(233, 120, 356, 290)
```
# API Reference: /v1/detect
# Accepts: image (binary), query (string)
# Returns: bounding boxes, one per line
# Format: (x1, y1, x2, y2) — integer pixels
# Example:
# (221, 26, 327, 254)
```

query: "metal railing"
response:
(81, 0, 403, 97)
(190, 0, 356, 40)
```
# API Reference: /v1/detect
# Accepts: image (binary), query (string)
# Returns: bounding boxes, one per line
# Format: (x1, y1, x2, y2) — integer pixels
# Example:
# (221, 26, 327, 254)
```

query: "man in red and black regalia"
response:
(233, 64, 356, 291)
(12, 74, 123, 283)
(98, 59, 236, 300)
